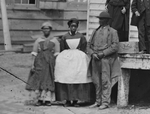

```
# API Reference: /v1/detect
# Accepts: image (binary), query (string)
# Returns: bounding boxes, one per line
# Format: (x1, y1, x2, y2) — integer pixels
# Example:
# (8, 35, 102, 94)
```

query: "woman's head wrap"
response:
(67, 18, 79, 27)
(41, 21, 52, 29)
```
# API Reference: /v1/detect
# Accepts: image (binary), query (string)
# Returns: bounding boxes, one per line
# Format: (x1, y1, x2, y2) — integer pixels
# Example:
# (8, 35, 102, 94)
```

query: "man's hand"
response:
(92, 53, 99, 60)
(97, 53, 104, 59)
(135, 11, 140, 16)
(121, 7, 126, 14)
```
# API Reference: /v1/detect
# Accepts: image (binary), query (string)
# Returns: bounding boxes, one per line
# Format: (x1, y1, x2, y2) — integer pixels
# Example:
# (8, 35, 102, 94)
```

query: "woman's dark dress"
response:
(55, 32, 95, 102)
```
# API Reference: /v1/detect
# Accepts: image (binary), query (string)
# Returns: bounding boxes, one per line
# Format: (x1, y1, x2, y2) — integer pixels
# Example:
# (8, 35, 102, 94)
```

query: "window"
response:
(15, 0, 36, 5)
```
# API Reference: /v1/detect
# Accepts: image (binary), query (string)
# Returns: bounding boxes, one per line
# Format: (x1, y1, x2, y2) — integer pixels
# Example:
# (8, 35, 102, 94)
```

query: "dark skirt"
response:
(55, 82, 96, 102)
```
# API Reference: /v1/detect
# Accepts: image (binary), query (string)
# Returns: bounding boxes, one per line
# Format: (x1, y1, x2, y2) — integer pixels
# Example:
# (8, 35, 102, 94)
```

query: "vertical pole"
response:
(86, 0, 90, 41)
(0, 0, 12, 50)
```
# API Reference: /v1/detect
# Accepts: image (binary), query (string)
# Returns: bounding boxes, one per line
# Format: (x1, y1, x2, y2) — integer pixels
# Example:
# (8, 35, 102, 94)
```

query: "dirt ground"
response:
(0, 52, 150, 114)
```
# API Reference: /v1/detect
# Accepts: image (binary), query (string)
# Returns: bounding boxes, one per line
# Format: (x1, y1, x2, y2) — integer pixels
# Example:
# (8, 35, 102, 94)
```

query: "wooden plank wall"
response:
(129, 0, 138, 41)
(87, 0, 138, 42)
(0, 0, 87, 45)
(87, 0, 106, 41)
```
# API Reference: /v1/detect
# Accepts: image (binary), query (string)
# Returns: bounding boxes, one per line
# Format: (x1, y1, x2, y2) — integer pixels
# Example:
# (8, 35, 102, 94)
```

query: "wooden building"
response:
(87, 0, 138, 41)
(0, 0, 88, 49)
(87, 0, 150, 107)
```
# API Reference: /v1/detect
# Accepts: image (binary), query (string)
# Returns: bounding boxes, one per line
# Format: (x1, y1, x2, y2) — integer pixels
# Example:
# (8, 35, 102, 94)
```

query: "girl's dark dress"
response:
(26, 40, 55, 101)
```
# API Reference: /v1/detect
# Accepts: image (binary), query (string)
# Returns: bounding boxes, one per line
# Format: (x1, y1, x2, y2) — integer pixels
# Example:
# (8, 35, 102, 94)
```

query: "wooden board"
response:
(120, 54, 150, 69)
(0, 30, 69, 43)
(90, 0, 106, 4)
(39, 1, 87, 11)
(0, 19, 87, 31)
(118, 42, 139, 54)
(0, 10, 87, 20)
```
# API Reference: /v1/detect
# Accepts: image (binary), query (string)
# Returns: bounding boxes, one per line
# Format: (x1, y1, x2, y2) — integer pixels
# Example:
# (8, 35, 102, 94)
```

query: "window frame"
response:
(14, 0, 36, 5)
(8, 0, 40, 10)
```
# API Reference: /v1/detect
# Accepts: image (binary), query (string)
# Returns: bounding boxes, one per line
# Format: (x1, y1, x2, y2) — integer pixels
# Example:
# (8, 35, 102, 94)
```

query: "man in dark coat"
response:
(106, 0, 130, 42)
(87, 11, 121, 109)
(131, 0, 150, 54)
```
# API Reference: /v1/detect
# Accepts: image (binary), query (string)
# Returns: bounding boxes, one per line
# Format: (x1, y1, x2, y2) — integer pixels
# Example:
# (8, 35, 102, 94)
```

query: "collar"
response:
(69, 31, 78, 35)
(41, 34, 51, 39)
(96, 25, 110, 31)
(100, 25, 109, 29)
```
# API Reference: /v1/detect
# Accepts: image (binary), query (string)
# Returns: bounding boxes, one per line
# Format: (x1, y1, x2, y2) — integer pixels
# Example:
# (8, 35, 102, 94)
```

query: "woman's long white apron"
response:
(54, 49, 92, 84)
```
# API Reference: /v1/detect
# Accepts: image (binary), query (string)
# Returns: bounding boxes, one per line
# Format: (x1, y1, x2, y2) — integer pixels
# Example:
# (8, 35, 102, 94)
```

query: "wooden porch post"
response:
(0, 0, 12, 50)
(117, 69, 130, 107)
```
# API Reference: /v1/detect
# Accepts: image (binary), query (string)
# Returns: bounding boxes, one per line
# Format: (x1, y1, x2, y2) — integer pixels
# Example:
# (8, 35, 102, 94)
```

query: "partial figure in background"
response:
(87, 11, 121, 109)
(106, 0, 130, 42)
(55, 18, 95, 107)
(131, 0, 150, 54)
(25, 22, 60, 106)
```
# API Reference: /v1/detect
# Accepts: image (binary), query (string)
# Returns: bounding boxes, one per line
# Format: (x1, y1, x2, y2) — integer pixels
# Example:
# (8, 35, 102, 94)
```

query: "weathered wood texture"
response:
(118, 54, 150, 107)
(39, 0, 87, 10)
(87, 0, 105, 41)
(0, 10, 87, 20)
(120, 54, 150, 69)
(117, 69, 130, 107)
(118, 42, 139, 54)
(129, 0, 138, 41)
(0, 0, 87, 45)
(87, 0, 138, 41)
(0, 19, 86, 31)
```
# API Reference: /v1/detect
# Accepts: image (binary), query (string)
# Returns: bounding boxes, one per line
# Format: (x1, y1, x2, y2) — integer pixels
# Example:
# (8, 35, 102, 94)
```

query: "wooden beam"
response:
(0, 10, 87, 20)
(0, 0, 12, 50)
(118, 42, 139, 54)
(117, 69, 130, 107)
(0, 19, 87, 31)
(120, 54, 150, 69)
(39, 1, 87, 11)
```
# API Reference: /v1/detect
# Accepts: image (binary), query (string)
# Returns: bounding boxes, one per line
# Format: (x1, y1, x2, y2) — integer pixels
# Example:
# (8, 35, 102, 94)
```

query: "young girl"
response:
(25, 21, 60, 106)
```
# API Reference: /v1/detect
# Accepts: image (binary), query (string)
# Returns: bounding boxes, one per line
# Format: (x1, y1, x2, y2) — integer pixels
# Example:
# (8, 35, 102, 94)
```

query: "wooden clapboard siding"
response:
(87, 0, 138, 41)
(87, 0, 105, 41)
(0, 30, 69, 44)
(129, 0, 138, 41)
(0, 10, 87, 20)
(0, 0, 88, 45)
(0, 19, 86, 31)
(39, 0, 87, 11)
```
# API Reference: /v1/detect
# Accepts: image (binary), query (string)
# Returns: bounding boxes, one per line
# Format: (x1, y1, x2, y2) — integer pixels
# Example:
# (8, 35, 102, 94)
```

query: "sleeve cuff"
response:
(31, 52, 38, 56)
(54, 52, 60, 56)
(102, 51, 106, 57)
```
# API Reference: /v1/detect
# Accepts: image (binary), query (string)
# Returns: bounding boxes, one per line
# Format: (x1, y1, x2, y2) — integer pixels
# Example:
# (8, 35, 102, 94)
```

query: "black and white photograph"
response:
(1, 0, 150, 114)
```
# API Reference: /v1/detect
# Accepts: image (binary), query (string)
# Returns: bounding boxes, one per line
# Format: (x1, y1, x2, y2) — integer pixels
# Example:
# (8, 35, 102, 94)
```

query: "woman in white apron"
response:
(55, 18, 95, 107)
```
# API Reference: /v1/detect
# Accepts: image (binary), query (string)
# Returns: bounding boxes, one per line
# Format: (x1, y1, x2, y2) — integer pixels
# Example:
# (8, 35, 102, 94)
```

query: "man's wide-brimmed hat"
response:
(96, 11, 111, 19)
(41, 21, 52, 29)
